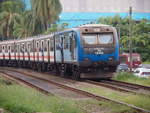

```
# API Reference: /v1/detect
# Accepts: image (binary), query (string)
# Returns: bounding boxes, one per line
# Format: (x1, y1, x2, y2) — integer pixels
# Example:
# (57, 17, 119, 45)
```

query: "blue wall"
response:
(59, 12, 150, 28)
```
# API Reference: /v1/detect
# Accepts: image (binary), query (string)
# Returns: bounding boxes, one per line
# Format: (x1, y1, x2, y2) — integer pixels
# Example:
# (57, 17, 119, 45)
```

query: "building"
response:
(24, 0, 150, 27)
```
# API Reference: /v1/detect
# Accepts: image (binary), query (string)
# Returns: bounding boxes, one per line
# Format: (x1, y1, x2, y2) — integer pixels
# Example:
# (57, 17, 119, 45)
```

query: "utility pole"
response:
(129, 6, 133, 72)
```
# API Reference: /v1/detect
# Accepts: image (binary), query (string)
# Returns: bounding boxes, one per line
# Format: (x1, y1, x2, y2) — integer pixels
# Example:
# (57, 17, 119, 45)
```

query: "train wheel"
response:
(60, 64, 66, 77)
(37, 63, 42, 72)
(41, 63, 46, 72)
(27, 62, 31, 69)
(109, 66, 117, 72)
(32, 63, 36, 71)
(71, 66, 80, 80)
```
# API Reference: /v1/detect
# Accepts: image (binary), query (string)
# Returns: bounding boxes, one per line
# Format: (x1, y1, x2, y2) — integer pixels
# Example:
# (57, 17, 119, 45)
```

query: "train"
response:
(0, 24, 119, 80)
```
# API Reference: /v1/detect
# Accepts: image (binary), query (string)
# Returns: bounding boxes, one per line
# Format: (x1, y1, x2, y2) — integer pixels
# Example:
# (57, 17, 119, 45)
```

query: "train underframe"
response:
(0, 59, 117, 80)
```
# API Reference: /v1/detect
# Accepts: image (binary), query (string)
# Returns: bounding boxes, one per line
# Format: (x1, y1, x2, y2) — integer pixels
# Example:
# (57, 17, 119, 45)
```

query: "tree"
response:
(31, 0, 62, 32)
(13, 11, 33, 38)
(0, 0, 24, 39)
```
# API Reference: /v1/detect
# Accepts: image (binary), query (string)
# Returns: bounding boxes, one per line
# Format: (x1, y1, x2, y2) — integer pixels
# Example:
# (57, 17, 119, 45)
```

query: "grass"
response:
(113, 72, 150, 86)
(143, 61, 150, 64)
(76, 99, 135, 113)
(0, 75, 139, 113)
(1, 74, 149, 113)
(0, 76, 82, 113)
(80, 86, 150, 111)
(78, 72, 150, 111)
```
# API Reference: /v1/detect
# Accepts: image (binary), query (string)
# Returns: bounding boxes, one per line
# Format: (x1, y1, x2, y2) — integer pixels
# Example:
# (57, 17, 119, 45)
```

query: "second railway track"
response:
(0, 68, 150, 113)
(86, 79, 150, 97)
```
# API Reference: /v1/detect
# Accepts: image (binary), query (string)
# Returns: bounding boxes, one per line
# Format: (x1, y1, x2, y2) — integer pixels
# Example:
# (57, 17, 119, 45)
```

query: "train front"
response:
(78, 24, 119, 78)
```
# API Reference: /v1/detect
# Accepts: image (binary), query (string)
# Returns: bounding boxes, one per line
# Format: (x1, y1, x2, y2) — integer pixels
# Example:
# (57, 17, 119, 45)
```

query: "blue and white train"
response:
(0, 24, 119, 80)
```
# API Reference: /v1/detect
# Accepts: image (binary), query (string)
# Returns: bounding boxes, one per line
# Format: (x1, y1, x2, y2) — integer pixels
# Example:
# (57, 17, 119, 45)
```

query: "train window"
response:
(17, 44, 20, 53)
(50, 38, 54, 51)
(0, 45, 1, 52)
(41, 40, 44, 51)
(56, 35, 61, 50)
(46, 40, 49, 51)
(31, 41, 34, 52)
(27, 43, 30, 52)
(36, 42, 39, 48)
(11, 44, 14, 52)
(8, 45, 11, 53)
(82, 34, 97, 45)
(14, 44, 17, 53)
(69, 32, 76, 51)
(64, 33, 69, 49)
(2, 45, 5, 52)
(98, 33, 113, 44)
(21, 43, 25, 53)
(5, 46, 8, 53)
(36, 41, 39, 51)
(24, 43, 27, 52)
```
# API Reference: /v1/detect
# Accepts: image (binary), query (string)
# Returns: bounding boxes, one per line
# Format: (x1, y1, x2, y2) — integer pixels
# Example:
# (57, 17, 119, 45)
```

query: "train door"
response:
(40, 40, 44, 62)
(17, 44, 20, 62)
(22, 43, 25, 61)
(27, 42, 31, 62)
(5, 45, 8, 60)
(11, 43, 15, 61)
(2, 45, 5, 61)
(8, 45, 11, 61)
(31, 40, 34, 62)
(35, 41, 39, 62)
(0, 45, 2, 60)
(55, 35, 64, 63)
(63, 33, 71, 62)
(70, 32, 77, 61)
(46, 39, 50, 63)
(50, 38, 54, 62)
(14, 43, 16, 61)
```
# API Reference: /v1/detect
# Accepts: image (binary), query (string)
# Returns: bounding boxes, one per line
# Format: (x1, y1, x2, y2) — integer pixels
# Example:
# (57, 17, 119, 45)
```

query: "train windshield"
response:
(82, 33, 113, 45)
(98, 34, 113, 44)
(82, 34, 97, 45)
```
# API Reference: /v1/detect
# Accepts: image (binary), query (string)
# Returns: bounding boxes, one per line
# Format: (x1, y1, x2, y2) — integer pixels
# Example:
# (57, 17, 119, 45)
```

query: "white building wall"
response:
(59, 0, 150, 13)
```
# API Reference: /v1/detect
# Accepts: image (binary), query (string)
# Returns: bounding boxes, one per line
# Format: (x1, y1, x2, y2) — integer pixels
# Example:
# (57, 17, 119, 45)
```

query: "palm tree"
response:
(31, 0, 62, 31)
(0, 0, 24, 39)
(13, 11, 33, 38)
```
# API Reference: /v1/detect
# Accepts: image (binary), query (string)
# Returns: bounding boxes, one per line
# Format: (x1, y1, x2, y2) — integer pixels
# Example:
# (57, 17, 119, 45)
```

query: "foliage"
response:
(0, 0, 62, 39)
(44, 23, 69, 34)
(114, 72, 150, 86)
(0, 0, 24, 39)
(97, 15, 150, 61)
(13, 11, 33, 38)
(31, 0, 62, 31)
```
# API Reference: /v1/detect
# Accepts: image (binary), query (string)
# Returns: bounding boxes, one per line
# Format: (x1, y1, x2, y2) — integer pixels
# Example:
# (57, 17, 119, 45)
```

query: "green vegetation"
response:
(114, 72, 150, 86)
(80, 84, 150, 111)
(97, 15, 150, 62)
(76, 99, 135, 113)
(0, 75, 141, 113)
(0, 0, 62, 39)
(0, 76, 82, 113)
(143, 61, 150, 64)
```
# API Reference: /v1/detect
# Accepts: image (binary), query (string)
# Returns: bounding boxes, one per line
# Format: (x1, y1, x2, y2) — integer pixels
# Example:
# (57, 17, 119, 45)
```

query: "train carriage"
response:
(0, 24, 119, 80)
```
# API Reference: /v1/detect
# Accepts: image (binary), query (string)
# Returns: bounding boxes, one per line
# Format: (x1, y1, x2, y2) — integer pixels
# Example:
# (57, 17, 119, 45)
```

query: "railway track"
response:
(86, 79, 150, 96)
(0, 69, 150, 113)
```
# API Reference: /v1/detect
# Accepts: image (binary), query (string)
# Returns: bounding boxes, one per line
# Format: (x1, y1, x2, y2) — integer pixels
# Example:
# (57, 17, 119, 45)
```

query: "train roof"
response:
(0, 24, 115, 44)
(77, 24, 111, 28)
(0, 33, 55, 44)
